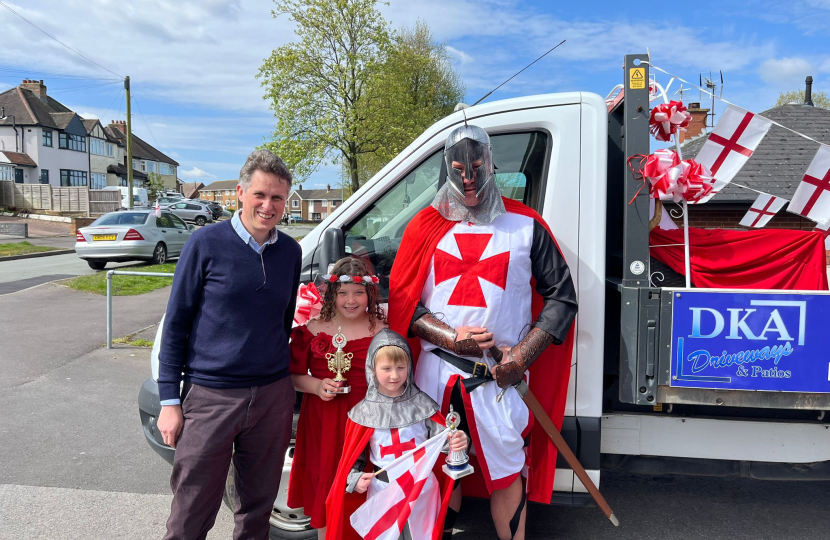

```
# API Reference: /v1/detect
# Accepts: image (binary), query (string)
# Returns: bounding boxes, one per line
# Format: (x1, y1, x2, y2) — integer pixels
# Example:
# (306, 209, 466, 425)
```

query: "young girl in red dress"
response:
(288, 257, 387, 540)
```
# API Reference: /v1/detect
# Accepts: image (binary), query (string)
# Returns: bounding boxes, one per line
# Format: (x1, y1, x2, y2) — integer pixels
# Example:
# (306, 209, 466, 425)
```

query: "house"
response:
(0, 79, 88, 186)
(182, 181, 205, 199)
(106, 120, 178, 190)
(678, 79, 829, 231)
(0, 79, 178, 191)
(287, 184, 343, 222)
(200, 180, 240, 210)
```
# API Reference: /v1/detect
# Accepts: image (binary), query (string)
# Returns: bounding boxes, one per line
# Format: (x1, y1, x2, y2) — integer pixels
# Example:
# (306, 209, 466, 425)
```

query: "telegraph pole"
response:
(124, 76, 133, 209)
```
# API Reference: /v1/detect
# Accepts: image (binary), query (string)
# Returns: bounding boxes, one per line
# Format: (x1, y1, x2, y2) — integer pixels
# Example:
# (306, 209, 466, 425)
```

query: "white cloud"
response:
(759, 57, 814, 89)
(446, 46, 474, 65)
(179, 167, 216, 179)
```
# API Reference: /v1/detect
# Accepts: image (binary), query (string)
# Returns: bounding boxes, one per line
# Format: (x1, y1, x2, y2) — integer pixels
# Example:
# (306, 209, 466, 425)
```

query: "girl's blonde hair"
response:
(319, 257, 386, 331)
(375, 345, 409, 367)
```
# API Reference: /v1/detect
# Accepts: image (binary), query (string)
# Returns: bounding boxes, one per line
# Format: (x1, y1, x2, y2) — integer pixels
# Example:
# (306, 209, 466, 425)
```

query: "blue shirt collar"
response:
(231, 211, 278, 253)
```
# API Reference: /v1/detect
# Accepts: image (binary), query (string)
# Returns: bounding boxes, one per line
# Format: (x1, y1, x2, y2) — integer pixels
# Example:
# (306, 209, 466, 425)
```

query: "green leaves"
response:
(259, 1, 464, 193)
(773, 89, 829, 110)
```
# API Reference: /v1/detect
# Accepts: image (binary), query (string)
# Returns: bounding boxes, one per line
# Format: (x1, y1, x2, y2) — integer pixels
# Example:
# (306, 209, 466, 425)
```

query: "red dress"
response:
(287, 324, 372, 532)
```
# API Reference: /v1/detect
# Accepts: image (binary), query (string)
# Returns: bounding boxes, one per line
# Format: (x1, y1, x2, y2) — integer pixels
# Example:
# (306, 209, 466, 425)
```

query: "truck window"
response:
(342, 130, 548, 300)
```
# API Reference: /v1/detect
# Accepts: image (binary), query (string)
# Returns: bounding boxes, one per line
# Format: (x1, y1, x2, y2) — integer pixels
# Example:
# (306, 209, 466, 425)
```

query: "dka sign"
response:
(670, 290, 830, 393)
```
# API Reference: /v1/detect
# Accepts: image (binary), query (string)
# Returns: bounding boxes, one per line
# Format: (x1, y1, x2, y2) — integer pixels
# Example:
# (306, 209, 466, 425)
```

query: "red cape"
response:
(651, 227, 828, 290)
(325, 412, 455, 540)
(387, 198, 576, 504)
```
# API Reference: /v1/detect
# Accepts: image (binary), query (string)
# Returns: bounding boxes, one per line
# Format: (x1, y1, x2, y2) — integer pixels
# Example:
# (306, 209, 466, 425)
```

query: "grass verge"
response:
(64, 262, 176, 296)
(112, 337, 154, 347)
(0, 241, 60, 257)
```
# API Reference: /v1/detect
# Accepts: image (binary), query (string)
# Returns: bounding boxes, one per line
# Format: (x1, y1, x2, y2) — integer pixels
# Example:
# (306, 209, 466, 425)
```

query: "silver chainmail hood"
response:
(347, 329, 439, 429)
(431, 123, 506, 225)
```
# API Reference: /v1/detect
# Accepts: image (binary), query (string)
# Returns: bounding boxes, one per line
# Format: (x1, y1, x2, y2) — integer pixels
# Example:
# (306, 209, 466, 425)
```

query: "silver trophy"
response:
(442, 405, 474, 480)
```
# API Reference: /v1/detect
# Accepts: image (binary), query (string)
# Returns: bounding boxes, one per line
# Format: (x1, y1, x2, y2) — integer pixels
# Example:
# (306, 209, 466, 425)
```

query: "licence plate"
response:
(92, 234, 117, 241)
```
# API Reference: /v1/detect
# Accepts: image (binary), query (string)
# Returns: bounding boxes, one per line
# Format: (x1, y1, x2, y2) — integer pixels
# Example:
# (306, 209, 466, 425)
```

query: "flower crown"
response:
(323, 274, 380, 284)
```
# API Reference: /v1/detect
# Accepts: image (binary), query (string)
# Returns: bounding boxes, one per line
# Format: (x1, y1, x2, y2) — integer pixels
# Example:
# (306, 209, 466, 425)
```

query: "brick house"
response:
(286, 184, 343, 222)
(200, 180, 240, 210)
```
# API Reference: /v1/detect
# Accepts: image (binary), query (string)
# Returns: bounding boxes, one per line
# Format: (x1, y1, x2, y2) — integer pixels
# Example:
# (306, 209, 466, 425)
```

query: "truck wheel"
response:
(222, 445, 316, 540)
(195, 216, 206, 226)
(151, 243, 167, 265)
(87, 260, 107, 270)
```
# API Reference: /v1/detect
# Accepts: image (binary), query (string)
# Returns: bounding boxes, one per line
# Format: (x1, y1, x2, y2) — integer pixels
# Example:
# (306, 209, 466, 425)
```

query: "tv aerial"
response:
(699, 71, 724, 129)
(673, 84, 693, 102)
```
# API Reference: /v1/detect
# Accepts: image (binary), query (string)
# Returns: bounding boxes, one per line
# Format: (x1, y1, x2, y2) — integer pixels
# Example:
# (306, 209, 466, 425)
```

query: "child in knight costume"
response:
(326, 329, 468, 540)
(388, 123, 578, 540)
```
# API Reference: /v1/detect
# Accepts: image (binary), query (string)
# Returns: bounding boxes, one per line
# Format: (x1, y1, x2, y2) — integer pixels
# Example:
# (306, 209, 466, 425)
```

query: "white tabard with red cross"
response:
(414, 212, 535, 493)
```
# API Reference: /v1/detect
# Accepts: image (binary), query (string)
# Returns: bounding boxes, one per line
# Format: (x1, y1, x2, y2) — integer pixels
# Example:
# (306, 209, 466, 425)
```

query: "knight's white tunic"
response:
(414, 212, 535, 491)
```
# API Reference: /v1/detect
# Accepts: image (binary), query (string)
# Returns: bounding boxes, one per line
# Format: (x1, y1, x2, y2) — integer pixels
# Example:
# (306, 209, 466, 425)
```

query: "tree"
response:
(259, 0, 391, 194)
(146, 173, 166, 201)
(774, 89, 830, 110)
(353, 21, 465, 185)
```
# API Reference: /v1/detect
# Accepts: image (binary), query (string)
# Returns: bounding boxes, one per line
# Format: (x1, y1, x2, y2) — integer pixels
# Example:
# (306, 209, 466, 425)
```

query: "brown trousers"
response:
(163, 377, 294, 540)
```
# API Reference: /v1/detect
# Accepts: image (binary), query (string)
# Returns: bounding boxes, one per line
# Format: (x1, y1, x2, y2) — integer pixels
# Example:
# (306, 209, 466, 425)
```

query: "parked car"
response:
(193, 199, 224, 220)
(166, 201, 215, 226)
(156, 196, 185, 206)
(75, 210, 194, 270)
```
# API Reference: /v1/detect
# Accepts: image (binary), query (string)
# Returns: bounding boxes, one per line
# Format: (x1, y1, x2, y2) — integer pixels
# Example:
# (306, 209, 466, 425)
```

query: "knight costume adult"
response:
(387, 124, 578, 512)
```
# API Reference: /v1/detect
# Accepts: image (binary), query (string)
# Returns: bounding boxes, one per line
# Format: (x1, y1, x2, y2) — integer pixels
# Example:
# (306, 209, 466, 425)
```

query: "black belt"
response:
(432, 349, 493, 392)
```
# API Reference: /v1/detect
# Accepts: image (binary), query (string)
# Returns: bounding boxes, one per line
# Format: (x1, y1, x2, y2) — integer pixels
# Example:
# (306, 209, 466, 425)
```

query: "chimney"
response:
(20, 79, 48, 102)
(326, 184, 331, 193)
(805, 76, 814, 107)
(110, 120, 127, 134)
(678, 102, 710, 143)
(298, 184, 303, 190)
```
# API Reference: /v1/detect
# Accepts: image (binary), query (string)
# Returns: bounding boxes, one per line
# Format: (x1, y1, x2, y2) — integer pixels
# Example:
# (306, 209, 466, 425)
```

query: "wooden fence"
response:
(0, 181, 120, 216)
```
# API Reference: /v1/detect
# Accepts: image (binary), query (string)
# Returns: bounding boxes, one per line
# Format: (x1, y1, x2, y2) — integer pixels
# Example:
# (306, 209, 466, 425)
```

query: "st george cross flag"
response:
(787, 146, 830, 223)
(814, 221, 830, 250)
(350, 429, 448, 540)
(739, 193, 787, 228)
(693, 105, 773, 204)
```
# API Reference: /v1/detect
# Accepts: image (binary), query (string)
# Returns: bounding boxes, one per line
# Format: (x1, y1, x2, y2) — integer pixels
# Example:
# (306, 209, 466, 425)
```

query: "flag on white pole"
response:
(738, 193, 786, 228)
(693, 105, 773, 203)
(787, 146, 830, 223)
(350, 428, 448, 540)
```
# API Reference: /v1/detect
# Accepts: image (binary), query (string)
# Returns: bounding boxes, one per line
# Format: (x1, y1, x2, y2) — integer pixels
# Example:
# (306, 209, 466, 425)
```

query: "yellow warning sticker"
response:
(629, 67, 646, 89)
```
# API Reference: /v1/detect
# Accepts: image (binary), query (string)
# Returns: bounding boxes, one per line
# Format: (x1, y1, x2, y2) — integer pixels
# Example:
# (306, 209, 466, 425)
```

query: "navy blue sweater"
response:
(157, 220, 301, 402)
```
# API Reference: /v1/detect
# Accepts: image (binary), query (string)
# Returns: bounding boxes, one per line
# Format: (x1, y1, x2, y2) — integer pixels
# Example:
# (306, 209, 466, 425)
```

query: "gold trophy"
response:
(325, 326, 353, 394)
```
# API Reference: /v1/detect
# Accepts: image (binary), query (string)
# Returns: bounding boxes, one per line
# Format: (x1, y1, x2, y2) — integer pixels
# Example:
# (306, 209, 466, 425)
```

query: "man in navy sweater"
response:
(157, 149, 301, 540)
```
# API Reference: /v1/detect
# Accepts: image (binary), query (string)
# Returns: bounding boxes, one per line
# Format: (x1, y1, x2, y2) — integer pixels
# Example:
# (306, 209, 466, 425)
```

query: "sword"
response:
(489, 346, 619, 527)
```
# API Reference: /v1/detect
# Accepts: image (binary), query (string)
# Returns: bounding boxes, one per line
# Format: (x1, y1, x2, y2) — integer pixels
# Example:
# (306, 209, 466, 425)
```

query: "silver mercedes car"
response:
(75, 210, 195, 270)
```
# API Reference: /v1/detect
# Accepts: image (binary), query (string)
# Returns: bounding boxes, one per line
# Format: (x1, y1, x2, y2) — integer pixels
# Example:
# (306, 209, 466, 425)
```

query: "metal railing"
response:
(106, 270, 175, 349)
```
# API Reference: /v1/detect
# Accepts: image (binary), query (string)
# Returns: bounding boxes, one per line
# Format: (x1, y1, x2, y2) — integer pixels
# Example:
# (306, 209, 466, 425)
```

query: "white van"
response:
(103, 186, 149, 209)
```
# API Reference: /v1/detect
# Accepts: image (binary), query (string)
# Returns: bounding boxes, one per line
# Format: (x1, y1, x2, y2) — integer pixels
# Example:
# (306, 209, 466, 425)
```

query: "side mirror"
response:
(319, 228, 345, 275)
(188, 224, 195, 231)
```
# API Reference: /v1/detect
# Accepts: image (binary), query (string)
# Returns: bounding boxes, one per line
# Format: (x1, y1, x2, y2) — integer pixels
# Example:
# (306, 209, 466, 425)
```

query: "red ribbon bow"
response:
(644, 149, 681, 198)
(672, 159, 714, 203)
(294, 282, 323, 325)
(649, 101, 692, 142)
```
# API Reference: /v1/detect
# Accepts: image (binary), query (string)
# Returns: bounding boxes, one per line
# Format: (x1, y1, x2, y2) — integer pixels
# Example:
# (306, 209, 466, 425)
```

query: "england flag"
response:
(350, 428, 448, 540)
(739, 193, 786, 228)
(694, 105, 773, 203)
(787, 146, 830, 223)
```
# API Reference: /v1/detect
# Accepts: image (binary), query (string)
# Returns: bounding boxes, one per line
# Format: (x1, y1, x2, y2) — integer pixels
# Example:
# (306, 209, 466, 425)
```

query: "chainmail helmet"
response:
(432, 123, 506, 224)
(348, 329, 439, 429)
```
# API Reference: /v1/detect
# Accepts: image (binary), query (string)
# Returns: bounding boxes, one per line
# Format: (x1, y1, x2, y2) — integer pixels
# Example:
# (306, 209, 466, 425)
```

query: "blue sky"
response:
(1, 0, 827, 189)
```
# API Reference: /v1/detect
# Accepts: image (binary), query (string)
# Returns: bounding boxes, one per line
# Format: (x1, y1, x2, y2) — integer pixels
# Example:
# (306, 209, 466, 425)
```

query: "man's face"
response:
(236, 170, 289, 238)
(451, 158, 484, 206)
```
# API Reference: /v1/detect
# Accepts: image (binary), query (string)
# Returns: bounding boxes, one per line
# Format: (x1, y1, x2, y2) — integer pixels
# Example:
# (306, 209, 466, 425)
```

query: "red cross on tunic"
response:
(707, 111, 755, 175)
(380, 429, 425, 461)
(747, 197, 778, 227)
(434, 233, 510, 308)
(799, 168, 830, 217)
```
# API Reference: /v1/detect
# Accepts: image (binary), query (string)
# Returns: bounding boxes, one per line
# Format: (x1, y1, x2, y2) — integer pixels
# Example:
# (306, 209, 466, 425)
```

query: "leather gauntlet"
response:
(494, 353, 527, 388)
(411, 312, 483, 358)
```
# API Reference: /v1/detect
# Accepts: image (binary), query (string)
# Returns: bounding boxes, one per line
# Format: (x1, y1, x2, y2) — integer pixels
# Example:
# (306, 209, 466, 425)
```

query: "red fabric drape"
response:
(388, 198, 576, 504)
(650, 227, 828, 290)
